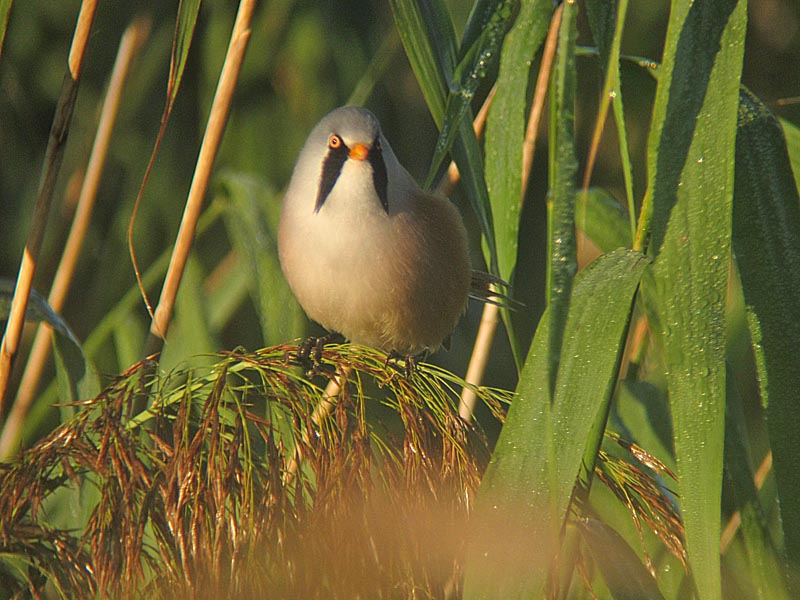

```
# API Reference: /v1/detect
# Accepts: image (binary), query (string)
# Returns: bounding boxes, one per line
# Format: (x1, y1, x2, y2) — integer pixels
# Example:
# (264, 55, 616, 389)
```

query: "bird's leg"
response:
(404, 354, 417, 379)
(296, 335, 321, 363)
(385, 350, 425, 378)
(384, 350, 402, 373)
(313, 334, 335, 364)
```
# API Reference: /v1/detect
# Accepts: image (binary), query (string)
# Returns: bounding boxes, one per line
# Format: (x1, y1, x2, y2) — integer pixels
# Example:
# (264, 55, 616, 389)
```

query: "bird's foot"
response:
(385, 350, 422, 379)
(294, 332, 343, 376)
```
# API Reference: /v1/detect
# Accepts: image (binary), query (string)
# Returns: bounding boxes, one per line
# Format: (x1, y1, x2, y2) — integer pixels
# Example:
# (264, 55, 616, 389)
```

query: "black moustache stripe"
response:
(370, 138, 389, 213)
(314, 143, 349, 213)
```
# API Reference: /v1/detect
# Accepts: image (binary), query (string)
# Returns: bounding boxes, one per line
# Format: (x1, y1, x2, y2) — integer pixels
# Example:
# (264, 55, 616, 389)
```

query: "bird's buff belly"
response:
(287, 252, 457, 354)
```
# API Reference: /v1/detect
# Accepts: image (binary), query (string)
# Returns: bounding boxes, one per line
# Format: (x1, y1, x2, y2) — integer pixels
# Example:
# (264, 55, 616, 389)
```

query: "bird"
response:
(278, 105, 494, 359)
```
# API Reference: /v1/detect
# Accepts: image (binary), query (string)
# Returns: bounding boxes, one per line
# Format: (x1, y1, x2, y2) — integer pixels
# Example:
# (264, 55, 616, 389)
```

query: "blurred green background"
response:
(1, 0, 798, 408)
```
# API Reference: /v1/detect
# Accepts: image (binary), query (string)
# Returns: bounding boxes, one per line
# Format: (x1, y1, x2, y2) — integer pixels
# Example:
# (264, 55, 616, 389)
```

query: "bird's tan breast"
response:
(279, 186, 470, 354)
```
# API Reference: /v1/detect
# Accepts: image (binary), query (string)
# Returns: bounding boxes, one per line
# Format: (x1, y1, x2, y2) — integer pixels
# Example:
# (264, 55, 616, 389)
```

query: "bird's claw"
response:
(385, 350, 418, 379)
(294, 333, 342, 376)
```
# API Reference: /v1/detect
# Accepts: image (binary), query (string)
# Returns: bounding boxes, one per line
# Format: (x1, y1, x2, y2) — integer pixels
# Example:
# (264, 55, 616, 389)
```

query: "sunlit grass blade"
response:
(611, 83, 637, 242)
(733, 88, 800, 570)
(643, 1, 747, 598)
(454, 128, 501, 274)
(387, 0, 453, 119)
(168, 0, 202, 112)
(0, 0, 12, 59)
(424, 0, 517, 188)
(476, 0, 552, 368)
(545, 0, 578, 389)
(584, 0, 637, 242)
(484, 0, 552, 283)
(464, 249, 649, 599)
(460, 0, 509, 57)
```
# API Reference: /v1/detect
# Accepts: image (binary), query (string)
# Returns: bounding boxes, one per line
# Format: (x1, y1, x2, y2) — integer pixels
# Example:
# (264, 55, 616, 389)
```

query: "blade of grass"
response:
(0, 0, 12, 59)
(583, 0, 636, 242)
(545, 0, 578, 391)
(0, 0, 98, 407)
(459, 0, 505, 56)
(436, 88, 495, 199)
(733, 88, 800, 573)
(387, 0, 452, 119)
(0, 283, 86, 367)
(613, 380, 675, 477)
(424, 0, 517, 188)
(112, 319, 146, 375)
(520, 3, 560, 206)
(453, 127, 501, 276)
(158, 257, 217, 371)
(484, 0, 552, 284)
(170, 0, 201, 114)
(89, 203, 224, 361)
(464, 249, 650, 599)
(203, 249, 249, 332)
(720, 451, 772, 552)
(643, 1, 747, 598)
(610, 77, 637, 243)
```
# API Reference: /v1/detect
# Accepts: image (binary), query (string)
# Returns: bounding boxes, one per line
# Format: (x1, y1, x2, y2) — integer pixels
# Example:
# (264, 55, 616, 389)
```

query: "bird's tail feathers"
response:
(469, 271, 524, 310)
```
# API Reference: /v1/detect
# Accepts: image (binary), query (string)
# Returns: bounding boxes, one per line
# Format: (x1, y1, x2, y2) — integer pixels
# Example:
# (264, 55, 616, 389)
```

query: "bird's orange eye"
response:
(329, 134, 342, 149)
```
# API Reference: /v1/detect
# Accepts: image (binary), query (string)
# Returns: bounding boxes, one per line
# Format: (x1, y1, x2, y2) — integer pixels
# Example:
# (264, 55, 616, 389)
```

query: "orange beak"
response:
(349, 143, 369, 161)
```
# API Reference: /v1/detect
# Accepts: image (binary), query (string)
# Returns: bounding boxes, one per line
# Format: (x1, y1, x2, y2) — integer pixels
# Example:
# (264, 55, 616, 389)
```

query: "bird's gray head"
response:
(304, 106, 389, 214)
